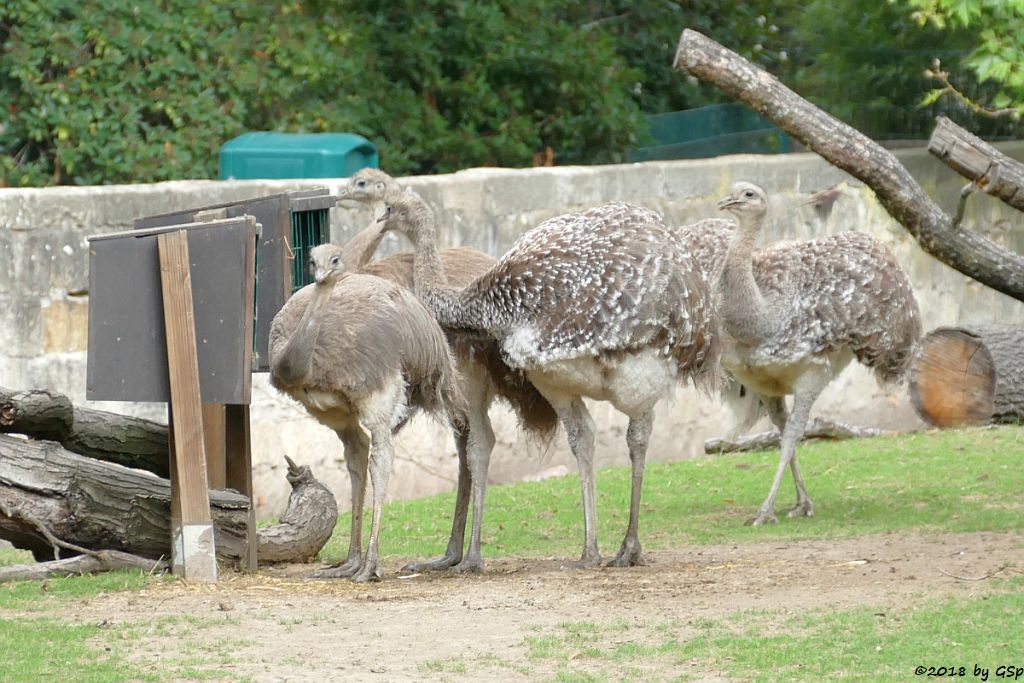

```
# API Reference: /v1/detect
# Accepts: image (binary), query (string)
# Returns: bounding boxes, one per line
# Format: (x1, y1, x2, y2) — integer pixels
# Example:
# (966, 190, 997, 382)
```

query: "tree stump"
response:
(909, 325, 1024, 427)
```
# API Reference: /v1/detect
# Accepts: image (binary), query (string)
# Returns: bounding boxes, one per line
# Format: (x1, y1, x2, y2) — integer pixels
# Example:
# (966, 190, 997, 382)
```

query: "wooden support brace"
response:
(158, 230, 217, 583)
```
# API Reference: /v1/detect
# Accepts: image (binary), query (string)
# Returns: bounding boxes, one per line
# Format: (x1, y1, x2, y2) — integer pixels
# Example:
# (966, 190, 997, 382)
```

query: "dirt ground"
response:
(37, 529, 1019, 682)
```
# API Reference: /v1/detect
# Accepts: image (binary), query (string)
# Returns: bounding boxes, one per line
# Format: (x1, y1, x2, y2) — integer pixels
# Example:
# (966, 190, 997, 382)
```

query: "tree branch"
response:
(673, 29, 1024, 302)
(929, 116, 1024, 213)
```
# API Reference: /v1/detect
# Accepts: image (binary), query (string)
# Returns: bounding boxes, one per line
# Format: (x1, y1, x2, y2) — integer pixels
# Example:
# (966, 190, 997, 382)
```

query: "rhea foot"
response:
(606, 537, 645, 567)
(312, 558, 361, 579)
(449, 555, 485, 574)
(401, 553, 461, 574)
(352, 562, 382, 583)
(786, 499, 814, 518)
(561, 549, 602, 570)
(746, 509, 779, 526)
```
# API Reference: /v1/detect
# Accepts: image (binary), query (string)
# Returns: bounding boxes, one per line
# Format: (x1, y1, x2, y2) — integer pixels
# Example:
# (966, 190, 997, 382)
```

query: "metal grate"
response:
(289, 206, 331, 292)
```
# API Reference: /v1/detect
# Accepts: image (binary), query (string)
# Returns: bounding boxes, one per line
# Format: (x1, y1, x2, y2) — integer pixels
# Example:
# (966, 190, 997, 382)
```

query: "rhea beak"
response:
(717, 195, 738, 210)
(376, 205, 392, 224)
(314, 268, 330, 285)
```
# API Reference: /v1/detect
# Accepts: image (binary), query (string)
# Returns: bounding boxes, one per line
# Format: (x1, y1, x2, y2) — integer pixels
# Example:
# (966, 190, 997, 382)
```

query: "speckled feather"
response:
(689, 193, 921, 384)
(445, 202, 719, 384)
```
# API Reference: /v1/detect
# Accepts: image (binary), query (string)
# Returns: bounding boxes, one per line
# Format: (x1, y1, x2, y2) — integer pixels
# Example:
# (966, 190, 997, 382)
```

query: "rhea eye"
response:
(743, 190, 755, 198)
(355, 178, 367, 188)
(330, 256, 340, 266)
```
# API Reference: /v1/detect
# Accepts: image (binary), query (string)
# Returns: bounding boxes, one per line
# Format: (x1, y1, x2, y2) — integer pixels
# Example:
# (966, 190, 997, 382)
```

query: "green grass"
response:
(1, 426, 1022, 683)
(0, 617, 159, 682)
(504, 578, 1024, 682)
(321, 425, 1024, 563)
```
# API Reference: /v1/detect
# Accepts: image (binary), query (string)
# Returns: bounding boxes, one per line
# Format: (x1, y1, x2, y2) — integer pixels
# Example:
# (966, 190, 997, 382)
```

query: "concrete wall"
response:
(3, 147, 1023, 519)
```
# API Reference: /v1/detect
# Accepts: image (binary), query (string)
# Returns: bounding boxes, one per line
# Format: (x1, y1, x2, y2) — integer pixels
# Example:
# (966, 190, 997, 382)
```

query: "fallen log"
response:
(909, 325, 1024, 427)
(0, 434, 248, 563)
(673, 29, 1024, 303)
(0, 550, 166, 582)
(0, 386, 169, 478)
(257, 456, 338, 564)
(705, 418, 891, 454)
(928, 116, 1024, 213)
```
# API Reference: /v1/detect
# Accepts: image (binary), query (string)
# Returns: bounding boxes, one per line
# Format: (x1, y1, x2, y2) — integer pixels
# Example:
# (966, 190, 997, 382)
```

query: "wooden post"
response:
(225, 404, 257, 570)
(202, 404, 227, 489)
(158, 230, 217, 582)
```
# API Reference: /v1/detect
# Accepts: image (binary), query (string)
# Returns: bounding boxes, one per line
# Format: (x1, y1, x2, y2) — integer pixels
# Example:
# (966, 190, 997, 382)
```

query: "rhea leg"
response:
(452, 401, 496, 573)
(748, 387, 820, 526)
(551, 395, 600, 568)
(313, 425, 369, 579)
(353, 419, 394, 583)
(402, 422, 473, 573)
(607, 411, 652, 567)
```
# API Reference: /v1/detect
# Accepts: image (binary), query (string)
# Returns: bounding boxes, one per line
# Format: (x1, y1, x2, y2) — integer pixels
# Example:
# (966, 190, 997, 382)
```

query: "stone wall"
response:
(2, 146, 1023, 519)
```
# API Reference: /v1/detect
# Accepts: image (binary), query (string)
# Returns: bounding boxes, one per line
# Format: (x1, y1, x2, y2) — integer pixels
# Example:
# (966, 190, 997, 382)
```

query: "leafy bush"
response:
(0, 1, 360, 185)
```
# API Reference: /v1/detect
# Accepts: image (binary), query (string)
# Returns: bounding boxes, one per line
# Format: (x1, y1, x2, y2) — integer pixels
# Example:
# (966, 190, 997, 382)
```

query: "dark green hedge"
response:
(1, 1, 1007, 187)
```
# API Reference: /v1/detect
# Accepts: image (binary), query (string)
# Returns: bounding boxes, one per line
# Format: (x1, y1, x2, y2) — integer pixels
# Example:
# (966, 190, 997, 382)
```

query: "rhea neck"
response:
(341, 220, 388, 271)
(274, 278, 336, 387)
(392, 201, 504, 335)
(720, 208, 777, 342)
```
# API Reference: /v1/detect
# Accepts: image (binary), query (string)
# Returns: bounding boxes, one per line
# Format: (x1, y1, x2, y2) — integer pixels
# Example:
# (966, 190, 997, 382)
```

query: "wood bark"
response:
(909, 325, 1024, 427)
(257, 456, 338, 564)
(673, 29, 1024, 302)
(0, 551, 166, 582)
(929, 116, 1024, 213)
(704, 418, 891, 454)
(0, 386, 169, 478)
(0, 434, 248, 563)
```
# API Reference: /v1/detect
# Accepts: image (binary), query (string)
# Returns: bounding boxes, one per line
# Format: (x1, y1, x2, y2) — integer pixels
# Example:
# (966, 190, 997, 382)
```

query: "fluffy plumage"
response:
(378, 185, 721, 568)
(338, 170, 557, 574)
(713, 181, 921, 525)
(269, 244, 464, 582)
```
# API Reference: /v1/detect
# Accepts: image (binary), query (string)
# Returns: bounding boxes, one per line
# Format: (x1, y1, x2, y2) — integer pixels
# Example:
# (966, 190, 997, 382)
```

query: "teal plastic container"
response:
(219, 132, 379, 180)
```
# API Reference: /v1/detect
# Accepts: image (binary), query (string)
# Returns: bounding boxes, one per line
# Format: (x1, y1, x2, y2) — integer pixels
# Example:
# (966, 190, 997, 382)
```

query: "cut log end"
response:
(909, 328, 995, 427)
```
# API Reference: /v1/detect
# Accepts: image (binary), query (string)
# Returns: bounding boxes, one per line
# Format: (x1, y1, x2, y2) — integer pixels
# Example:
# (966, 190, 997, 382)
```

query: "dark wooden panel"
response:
(87, 218, 258, 403)
(133, 189, 334, 372)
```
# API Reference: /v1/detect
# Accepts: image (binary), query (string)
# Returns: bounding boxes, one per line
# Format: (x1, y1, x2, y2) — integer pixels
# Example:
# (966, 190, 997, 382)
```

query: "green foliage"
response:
(0, 0, 358, 186)
(907, 0, 1024, 117)
(328, 0, 647, 173)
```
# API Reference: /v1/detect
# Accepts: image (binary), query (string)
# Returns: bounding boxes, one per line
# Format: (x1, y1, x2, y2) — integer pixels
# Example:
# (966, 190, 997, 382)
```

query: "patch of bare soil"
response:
(31, 530, 1024, 682)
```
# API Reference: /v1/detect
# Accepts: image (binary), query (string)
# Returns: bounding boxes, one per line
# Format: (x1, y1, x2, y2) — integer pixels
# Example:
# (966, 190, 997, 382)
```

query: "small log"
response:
(0, 434, 248, 563)
(705, 418, 891, 454)
(257, 456, 338, 563)
(929, 116, 1024, 213)
(0, 551, 166, 582)
(0, 386, 169, 478)
(909, 325, 1024, 427)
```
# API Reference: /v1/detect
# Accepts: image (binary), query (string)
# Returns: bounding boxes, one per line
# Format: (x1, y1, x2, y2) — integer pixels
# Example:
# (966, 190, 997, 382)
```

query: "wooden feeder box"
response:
(133, 188, 335, 371)
(87, 217, 260, 582)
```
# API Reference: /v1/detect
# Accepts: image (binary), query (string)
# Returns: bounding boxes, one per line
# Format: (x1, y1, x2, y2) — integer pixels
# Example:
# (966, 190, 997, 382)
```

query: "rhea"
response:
(374, 185, 720, 567)
(268, 244, 465, 581)
(337, 169, 558, 574)
(714, 181, 921, 526)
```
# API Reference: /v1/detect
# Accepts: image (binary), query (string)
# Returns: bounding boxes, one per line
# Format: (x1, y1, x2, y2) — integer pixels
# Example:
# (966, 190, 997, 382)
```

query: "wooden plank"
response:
(158, 230, 217, 582)
(225, 403, 257, 571)
(202, 404, 227, 489)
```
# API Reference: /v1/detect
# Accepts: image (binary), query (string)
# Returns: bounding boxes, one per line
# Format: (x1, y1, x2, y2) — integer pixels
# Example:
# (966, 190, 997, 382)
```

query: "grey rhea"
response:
(375, 184, 721, 568)
(336, 168, 558, 574)
(268, 244, 466, 582)
(712, 181, 922, 525)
